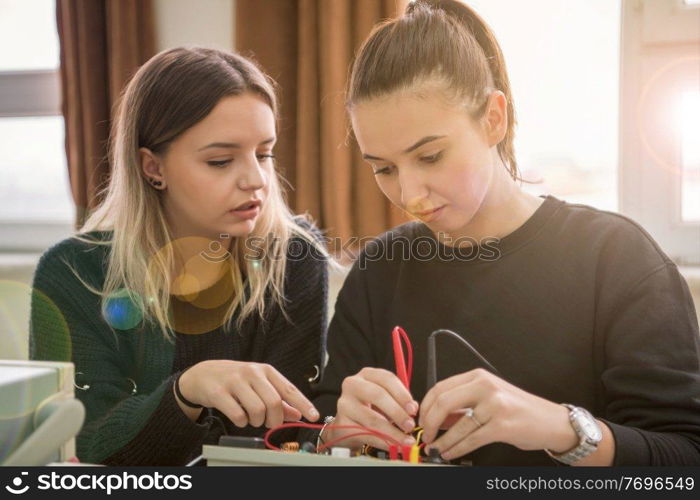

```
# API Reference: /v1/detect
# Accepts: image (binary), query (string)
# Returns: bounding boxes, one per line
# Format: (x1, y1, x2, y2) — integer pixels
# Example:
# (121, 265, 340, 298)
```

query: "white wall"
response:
(153, 0, 235, 52)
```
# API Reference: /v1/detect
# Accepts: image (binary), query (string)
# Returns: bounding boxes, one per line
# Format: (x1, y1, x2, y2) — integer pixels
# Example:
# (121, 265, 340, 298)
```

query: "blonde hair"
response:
(74, 47, 330, 342)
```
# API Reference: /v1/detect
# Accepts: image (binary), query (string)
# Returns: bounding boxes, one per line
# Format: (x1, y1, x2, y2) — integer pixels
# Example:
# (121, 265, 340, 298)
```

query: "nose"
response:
(237, 155, 268, 192)
(398, 166, 429, 210)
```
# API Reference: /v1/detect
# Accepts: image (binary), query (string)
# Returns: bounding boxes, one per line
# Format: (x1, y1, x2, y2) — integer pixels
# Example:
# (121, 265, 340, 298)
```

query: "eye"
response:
(207, 159, 232, 168)
(257, 153, 276, 162)
(373, 165, 395, 176)
(419, 151, 443, 163)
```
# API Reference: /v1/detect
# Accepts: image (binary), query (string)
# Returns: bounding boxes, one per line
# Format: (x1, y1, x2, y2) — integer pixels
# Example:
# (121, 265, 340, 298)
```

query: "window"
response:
(620, 0, 700, 264)
(464, 0, 699, 264)
(680, 89, 700, 222)
(463, 0, 621, 212)
(0, 0, 74, 251)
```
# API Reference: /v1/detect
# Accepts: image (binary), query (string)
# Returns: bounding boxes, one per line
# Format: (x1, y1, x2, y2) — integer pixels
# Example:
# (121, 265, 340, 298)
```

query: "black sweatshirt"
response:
(311, 195, 700, 465)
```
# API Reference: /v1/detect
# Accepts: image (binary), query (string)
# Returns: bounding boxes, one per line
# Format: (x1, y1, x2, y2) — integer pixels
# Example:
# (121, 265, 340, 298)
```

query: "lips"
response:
(413, 205, 445, 218)
(232, 199, 262, 211)
(414, 206, 443, 217)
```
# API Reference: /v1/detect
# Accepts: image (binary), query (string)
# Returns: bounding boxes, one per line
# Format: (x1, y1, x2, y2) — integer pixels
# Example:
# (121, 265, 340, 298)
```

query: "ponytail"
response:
(348, 0, 519, 180)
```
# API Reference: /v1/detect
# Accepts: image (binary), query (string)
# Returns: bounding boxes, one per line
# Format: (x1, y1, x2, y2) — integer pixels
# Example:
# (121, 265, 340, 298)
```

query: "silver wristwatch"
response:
(545, 404, 602, 465)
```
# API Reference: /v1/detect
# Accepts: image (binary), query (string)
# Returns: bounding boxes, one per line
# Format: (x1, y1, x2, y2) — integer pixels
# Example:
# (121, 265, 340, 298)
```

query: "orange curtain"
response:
(236, 0, 409, 245)
(57, 0, 156, 227)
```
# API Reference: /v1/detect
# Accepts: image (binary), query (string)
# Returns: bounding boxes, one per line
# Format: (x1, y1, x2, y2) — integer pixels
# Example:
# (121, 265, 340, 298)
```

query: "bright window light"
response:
(680, 90, 700, 222)
(0, 0, 60, 71)
(461, 0, 621, 211)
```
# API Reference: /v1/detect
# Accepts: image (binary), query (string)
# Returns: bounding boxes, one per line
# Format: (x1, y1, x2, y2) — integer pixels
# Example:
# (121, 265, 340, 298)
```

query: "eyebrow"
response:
(197, 137, 276, 152)
(362, 135, 447, 161)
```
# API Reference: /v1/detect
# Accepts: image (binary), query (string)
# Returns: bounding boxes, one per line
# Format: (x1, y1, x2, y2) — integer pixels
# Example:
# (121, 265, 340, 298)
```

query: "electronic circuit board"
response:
(202, 445, 449, 466)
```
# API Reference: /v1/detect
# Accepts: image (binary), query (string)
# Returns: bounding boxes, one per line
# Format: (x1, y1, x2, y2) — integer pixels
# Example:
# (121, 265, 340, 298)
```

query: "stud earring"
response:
(149, 178, 163, 188)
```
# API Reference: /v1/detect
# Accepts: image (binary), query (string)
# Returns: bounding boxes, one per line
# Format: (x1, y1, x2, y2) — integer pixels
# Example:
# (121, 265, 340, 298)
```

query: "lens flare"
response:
(102, 288, 144, 330)
(149, 236, 237, 334)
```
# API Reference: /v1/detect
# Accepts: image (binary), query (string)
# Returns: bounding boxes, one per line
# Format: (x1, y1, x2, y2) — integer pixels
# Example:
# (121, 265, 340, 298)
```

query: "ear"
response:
(482, 91, 508, 148)
(139, 147, 166, 189)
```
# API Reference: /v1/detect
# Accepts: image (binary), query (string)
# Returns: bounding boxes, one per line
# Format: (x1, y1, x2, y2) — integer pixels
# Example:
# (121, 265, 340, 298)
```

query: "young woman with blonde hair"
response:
(312, 0, 700, 466)
(30, 47, 327, 465)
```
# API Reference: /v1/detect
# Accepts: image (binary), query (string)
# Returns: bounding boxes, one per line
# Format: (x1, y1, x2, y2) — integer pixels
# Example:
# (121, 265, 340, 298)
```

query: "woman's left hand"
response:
(418, 368, 579, 460)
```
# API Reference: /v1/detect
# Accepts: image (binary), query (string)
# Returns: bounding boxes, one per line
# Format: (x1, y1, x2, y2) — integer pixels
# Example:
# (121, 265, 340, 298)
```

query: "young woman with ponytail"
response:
(312, 0, 700, 465)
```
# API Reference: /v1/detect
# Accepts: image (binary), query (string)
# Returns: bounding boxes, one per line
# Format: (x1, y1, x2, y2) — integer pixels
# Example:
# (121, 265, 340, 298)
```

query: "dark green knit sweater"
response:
(29, 223, 328, 465)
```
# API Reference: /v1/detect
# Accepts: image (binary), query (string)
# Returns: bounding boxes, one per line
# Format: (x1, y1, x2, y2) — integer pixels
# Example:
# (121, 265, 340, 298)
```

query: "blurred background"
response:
(1, 0, 699, 360)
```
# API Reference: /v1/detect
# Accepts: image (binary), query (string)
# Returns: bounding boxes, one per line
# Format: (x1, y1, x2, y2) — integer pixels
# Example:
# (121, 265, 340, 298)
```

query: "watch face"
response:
(579, 415, 602, 441)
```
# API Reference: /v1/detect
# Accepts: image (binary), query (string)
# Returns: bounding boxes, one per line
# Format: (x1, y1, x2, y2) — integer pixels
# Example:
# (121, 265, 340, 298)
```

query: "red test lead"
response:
(391, 326, 413, 389)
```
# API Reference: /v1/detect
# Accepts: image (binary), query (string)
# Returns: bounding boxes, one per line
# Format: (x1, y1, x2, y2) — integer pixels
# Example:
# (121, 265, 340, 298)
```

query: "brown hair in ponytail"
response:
(347, 0, 520, 181)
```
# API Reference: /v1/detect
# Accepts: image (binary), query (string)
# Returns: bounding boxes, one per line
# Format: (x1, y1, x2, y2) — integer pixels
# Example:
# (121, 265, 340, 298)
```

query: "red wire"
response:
(263, 422, 402, 451)
(392, 327, 409, 388)
(397, 326, 413, 385)
(262, 326, 416, 456)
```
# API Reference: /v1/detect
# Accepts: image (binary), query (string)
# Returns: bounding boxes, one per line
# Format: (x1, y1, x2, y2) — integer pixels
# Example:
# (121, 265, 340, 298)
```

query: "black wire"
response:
(203, 412, 229, 436)
(427, 329, 502, 390)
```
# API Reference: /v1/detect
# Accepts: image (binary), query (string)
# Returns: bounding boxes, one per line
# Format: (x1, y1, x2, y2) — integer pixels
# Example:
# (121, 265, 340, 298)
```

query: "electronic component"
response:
(330, 447, 351, 458)
(217, 436, 266, 449)
(424, 448, 447, 464)
(300, 442, 316, 453)
(281, 442, 300, 452)
(408, 445, 420, 463)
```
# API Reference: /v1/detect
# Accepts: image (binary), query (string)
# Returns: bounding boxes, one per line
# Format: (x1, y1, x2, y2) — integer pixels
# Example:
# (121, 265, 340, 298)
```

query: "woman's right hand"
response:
(325, 367, 419, 450)
(177, 360, 320, 428)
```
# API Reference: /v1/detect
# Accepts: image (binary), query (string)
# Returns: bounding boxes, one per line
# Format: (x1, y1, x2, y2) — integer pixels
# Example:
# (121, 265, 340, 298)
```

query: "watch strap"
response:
(544, 404, 600, 465)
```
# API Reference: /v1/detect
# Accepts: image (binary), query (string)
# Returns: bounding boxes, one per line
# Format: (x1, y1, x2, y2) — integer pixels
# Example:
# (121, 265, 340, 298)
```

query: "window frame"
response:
(0, 69, 74, 252)
(619, 0, 700, 265)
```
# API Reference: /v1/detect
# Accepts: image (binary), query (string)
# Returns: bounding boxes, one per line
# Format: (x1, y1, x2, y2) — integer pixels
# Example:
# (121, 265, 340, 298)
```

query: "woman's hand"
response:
(326, 367, 420, 450)
(178, 360, 320, 428)
(419, 368, 579, 461)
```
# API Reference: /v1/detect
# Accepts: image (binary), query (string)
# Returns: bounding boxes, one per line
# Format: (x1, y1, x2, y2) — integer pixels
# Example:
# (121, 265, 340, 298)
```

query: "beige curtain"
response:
(236, 0, 409, 245)
(57, 0, 156, 228)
